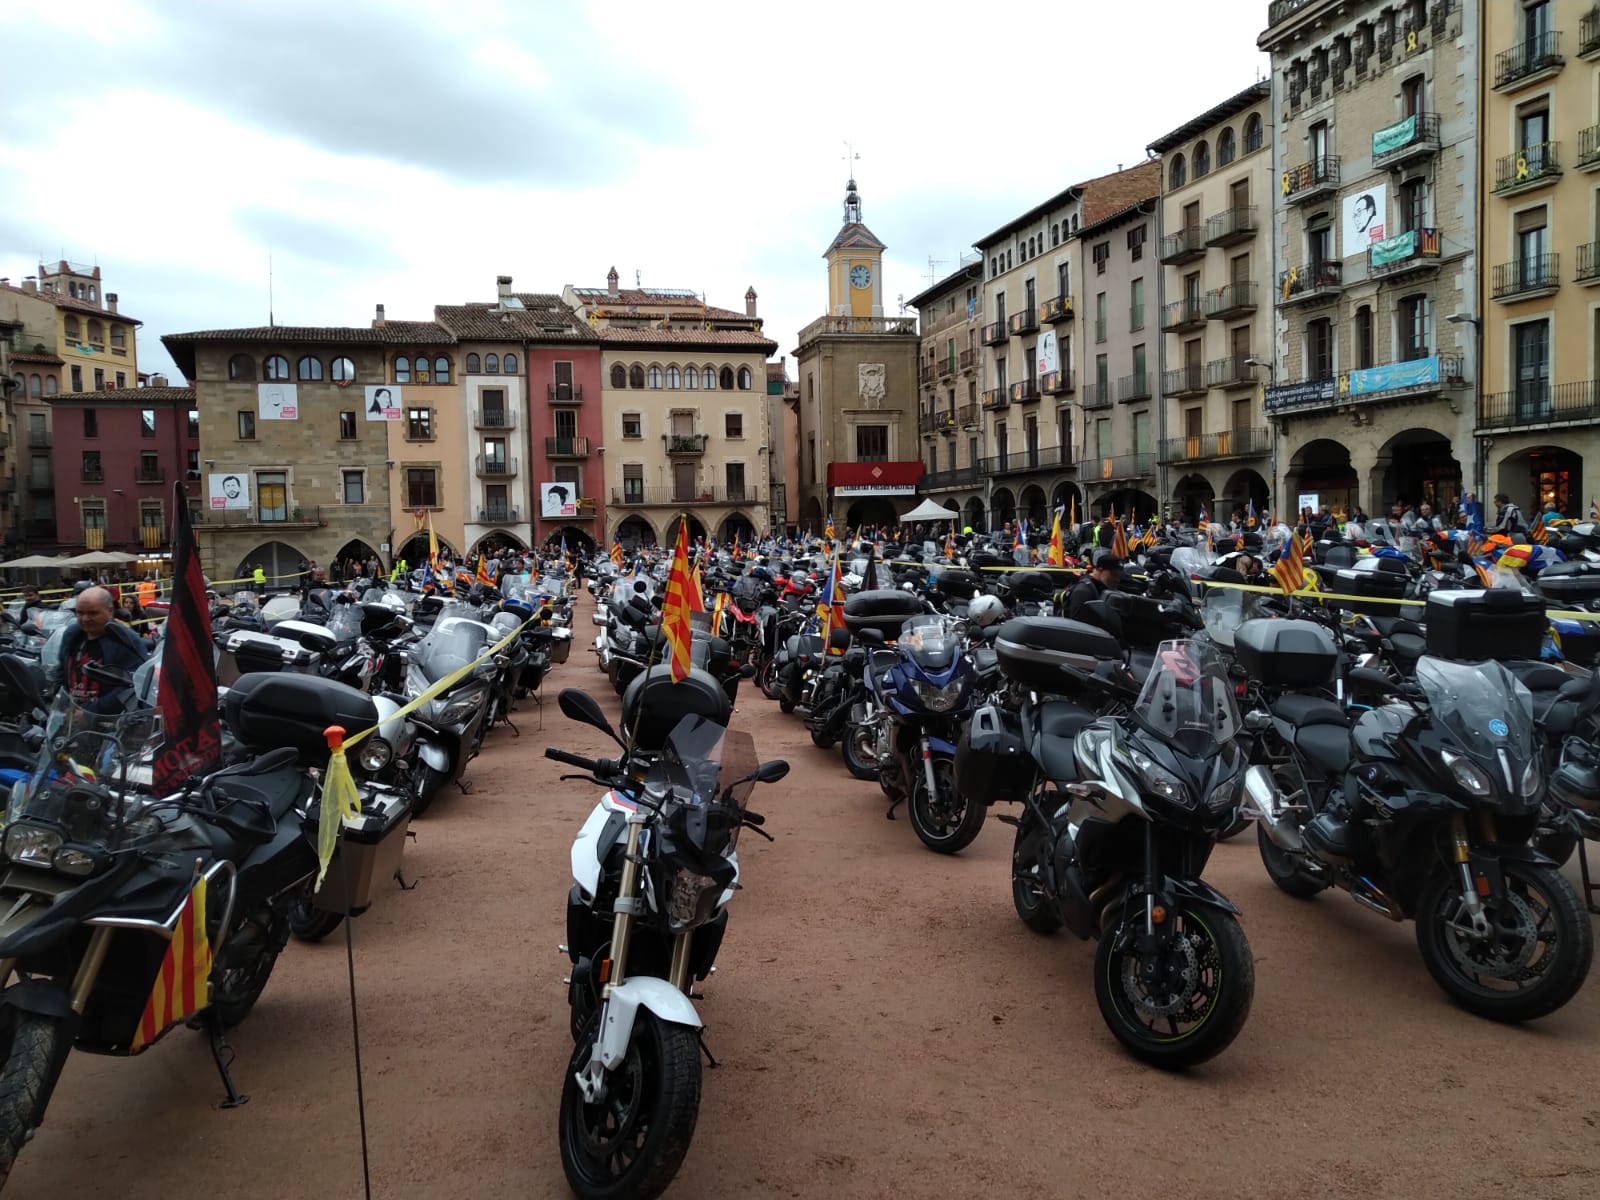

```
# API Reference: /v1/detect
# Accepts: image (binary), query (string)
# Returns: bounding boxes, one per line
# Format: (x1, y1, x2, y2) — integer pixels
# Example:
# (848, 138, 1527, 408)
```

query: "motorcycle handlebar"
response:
(545, 747, 608, 773)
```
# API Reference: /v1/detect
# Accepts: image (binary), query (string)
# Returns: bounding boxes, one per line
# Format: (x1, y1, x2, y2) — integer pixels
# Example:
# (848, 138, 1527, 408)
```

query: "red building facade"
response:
(526, 336, 604, 550)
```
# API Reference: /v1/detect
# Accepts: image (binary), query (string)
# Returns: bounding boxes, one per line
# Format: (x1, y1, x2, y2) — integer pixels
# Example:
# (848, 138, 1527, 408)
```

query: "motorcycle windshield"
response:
(324, 605, 363, 642)
(416, 620, 491, 681)
(1415, 656, 1535, 769)
(653, 714, 759, 843)
(1170, 546, 1216, 575)
(1134, 639, 1240, 750)
(1201, 588, 1264, 645)
(897, 614, 956, 673)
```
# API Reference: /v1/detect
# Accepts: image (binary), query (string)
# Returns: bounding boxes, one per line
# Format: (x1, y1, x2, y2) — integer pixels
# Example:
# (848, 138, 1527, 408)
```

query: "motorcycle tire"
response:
(908, 755, 987, 854)
(412, 765, 450, 818)
(1415, 860, 1593, 1023)
(1255, 823, 1328, 899)
(810, 726, 836, 750)
(288, 885, 345, 943)
(1093, 902, 1254, 1069)
(779, 696, 796, 715)
(0, 1011, 61, 1188)
(842, 724, 880, 781)
(1011, 816, 1063, 934)
(210, 927, 283, 1030)
(559, 1012, 702, 1200)
(758, 659, 782, 701)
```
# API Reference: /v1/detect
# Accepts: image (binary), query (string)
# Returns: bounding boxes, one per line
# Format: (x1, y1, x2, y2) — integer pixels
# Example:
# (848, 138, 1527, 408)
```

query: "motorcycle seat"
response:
(1388, 633, 1427, 662)
(199, 767, 310, 863)
(1269, 694, 1348, 727)
(1029, 702, 1095, 782)
(1508, 661, 1576, 693)
(1369, 616, 1425, 639)
(1293, 723, 1353, 775)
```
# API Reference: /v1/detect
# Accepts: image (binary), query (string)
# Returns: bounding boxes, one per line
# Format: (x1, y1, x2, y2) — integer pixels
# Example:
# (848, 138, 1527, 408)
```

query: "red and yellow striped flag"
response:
(661, 519, 695, 682)
(132, 876, 212, 1051)
(1272, 532, 1306, 595)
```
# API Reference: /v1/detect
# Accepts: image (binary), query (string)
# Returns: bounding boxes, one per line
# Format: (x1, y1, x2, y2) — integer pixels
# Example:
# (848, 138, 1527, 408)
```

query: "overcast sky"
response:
(2, 0, 1270, 381)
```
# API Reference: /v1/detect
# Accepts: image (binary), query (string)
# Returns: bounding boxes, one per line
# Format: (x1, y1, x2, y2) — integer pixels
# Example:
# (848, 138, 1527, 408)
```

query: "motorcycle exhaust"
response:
(1242, 765, 1305, 854)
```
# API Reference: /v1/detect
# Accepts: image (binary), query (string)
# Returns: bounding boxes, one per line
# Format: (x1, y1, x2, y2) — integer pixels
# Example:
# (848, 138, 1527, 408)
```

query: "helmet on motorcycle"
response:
(969, 594, 1004, 627)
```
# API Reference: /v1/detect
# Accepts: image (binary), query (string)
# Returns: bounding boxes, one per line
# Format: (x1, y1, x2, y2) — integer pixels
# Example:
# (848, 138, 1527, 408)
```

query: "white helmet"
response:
(970, 594, 1005, 627)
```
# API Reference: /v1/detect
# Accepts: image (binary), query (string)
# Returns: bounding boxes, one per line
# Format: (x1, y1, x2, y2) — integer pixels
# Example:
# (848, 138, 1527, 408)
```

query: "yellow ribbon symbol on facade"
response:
(1338, 373, 1351, 395)
(1281, 266, 1298, 301)
(1517, 156, 1529, 180)
(1406, 30, 1418, 52)
(1281, 172, 1291, 195)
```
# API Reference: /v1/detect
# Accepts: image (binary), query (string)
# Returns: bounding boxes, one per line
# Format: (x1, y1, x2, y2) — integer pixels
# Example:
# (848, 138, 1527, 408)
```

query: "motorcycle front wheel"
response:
(908, 754, 987, 854)
(1093, 902, 1254, 1069)
(0, 1010, 61, 1187)
(559, 1013, 702, 1200)
(287, 881, 345, 943)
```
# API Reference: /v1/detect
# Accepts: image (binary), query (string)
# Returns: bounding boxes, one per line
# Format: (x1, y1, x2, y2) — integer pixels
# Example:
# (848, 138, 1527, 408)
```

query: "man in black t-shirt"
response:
(59, 587, 148, 713)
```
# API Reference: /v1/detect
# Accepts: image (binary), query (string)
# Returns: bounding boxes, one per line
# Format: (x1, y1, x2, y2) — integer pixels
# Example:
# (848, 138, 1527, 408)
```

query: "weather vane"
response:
(843, 141, 860, 176)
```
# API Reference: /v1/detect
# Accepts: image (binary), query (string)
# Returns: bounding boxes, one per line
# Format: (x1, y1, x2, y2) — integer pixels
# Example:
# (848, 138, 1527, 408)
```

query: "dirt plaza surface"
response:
(12, 591, 1599, 1200)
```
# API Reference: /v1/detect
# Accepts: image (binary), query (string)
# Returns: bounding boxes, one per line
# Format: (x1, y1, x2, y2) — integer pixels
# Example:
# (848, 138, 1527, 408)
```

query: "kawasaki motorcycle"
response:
(546, 690, 787, 1200)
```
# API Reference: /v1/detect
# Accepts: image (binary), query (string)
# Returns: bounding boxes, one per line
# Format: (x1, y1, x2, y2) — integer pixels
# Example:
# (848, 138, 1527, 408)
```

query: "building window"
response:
(648, 366, 664, 388)
(623, 463, 644, 503)
(467, 353, 482, 373)
(140, 502, 163, 537)
(256, 471, 288, 523)
(64, 316, 80, 341)
(630, 364, 646, 389)
(297, 355, 323, 381)
(86, 319, 104, 345)
(82, 451, 102, 482)
(342, 469, 365, 504)
(702, 367, 716, 389)
(93, 367, 104, 390)
(1169, 154, 1186, 189)
(719, 366, 735, 390)
(406, 407, 433, 440)
(114, 371, 126, 388)
(1514, 318, 1551, 416)
(737, 366, 752, 389)
(622, 412, 642, 438)
(1516, 206, 1550, 277)
(485, 353, 499, 375)
(264, 355, 290, 381)
(1093, 243, 1109, 275)
(484, 484, 510, 520)
(187, 408, 199, 438)
(725, 412, 743, 438)
(187, 449, 200, 480)
(1307, 318, 1334, 380)
(666, 365, 681, 388)
(43, 375, 56, 395)
(1309, 222, 1333, 268)
(83, 408, 98, 438)
(684, 363, 699, 390)
(1051, 224, 1060, 246)
(1402, 74, 1425, 117)
(807, 435, 817, 484)
(238, 411, 256, 440)
(339, 411, 357, 439)
(610, 363, 627, 388)
(139, 451, 159, 482)
(1127, 227, 1146, 261)
(1310, 120, 1330, 169)
(140, 408, 156, 437)
(725, 461, 746, 500)
(406, 468, 439, 508)
(856, 424, 888, 461)
(1217, 127, 1237, 166)
(395, 356, 411, 383)
(81, 503, 105, 534)
(1400, 178, 1427, 233)
(415, 356, 432, 384)
(1130, 278, 1145, 330)
(499, 354, 514, 375)
(1355, 305, 1375, 369)
(27, 375, 40, 398)
(71, 364, 83, 392)
(1193, 140, 1211, 177)
(329, 356, 355, 383)
(1399, 293, 1431, 360)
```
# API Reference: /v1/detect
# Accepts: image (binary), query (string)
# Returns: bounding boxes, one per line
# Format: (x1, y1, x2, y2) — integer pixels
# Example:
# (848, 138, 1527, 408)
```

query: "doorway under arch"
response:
(1093, 489, 1157, 523)
(1286, 438, 1358, 517)
(333, 538, 383, 577)
(542, 526, 596, 553)
(234, 541, 308, 590)
(394, 531, 455, 570)
(1374, 428, 1462, 517)
(844, 497, 899, 533)
(665, 513, 707, 546)
(800, 495, 824, 535)
(990, 488, 1016, 529)
(1495, 445, 1584, 519)
(616, 516, 657, 549)
(963, 496, 985, 531)
(1220, 469, 1271, 524)
(1049, 481, 1082, 522)
(1171, 473, 1215, 525)
(719, 512, 757, 545)
(1018, 485, 1047, 527)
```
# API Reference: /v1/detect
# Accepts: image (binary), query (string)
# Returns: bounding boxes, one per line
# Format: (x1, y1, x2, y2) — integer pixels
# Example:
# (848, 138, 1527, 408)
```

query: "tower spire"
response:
(842, 142, 861, 224)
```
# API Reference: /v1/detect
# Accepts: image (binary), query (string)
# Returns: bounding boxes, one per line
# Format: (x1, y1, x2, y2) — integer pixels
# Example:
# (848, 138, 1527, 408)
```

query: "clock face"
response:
(850, 264, 872, 290)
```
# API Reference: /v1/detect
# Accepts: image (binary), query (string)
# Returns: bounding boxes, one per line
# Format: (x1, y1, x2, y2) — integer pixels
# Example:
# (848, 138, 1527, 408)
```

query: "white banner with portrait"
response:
(1342, 184, 1386, 257)
(1037, 329, 1059, 376)
(365, 384, 402, 420)
(540, 482, 579, 519)
(257, 382, 298, 420)
(208, 472, 251, 510)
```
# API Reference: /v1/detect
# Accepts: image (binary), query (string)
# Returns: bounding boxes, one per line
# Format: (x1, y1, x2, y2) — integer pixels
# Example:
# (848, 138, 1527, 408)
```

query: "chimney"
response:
(606, 266, 619, 298)
(496, 275, 513, 304)
(21, 277, 36, 295)
(106, 292, 118, 315)
(150, 373, 168, 388)
(375, 303, 386, 323)
(745, 286, 758, 318)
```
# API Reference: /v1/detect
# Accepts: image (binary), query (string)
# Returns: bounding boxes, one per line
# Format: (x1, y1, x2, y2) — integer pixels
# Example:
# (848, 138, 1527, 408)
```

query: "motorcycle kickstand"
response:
(503, 713, 520, 738)
(394, 863, 418, 891)
(455, 778, 474, 795)
(885, 795, 903, 821)
(698, 1032, 719, 1070)
(204, 1013, 250, 1109)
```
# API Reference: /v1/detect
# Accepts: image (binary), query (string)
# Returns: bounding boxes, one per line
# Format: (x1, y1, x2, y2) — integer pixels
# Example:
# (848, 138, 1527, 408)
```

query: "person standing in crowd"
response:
(58, 586, 148, 714)
(1493, 492, 1526, 536)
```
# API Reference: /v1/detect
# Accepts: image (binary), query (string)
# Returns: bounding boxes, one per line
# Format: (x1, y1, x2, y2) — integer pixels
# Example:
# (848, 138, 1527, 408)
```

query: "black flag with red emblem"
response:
(153, 482, 221, 793)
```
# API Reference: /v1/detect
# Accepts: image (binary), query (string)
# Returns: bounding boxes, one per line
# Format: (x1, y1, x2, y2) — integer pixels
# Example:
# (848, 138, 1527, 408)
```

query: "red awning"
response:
(826, 461, 924, 488)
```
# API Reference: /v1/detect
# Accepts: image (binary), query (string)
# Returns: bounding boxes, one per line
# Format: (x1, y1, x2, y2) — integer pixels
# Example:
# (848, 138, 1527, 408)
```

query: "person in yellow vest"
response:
(252, 563, 267, 588)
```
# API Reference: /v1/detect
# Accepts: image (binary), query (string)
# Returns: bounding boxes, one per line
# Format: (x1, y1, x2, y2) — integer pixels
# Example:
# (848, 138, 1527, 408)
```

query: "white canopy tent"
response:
(897, 499, 962, 524)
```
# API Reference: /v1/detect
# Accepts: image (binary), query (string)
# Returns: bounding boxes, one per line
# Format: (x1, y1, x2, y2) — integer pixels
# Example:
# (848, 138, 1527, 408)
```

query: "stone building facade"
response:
(908, 261, 985, 526)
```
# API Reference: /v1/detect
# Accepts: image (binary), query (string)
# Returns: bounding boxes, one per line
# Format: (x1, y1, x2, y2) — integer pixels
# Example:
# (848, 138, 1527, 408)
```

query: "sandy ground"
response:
(10, 590, 1600, 1200)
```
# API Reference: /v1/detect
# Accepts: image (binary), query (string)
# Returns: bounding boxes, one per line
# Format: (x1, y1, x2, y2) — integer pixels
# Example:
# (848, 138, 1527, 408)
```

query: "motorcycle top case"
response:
(995, 616, 1121, 692)
(223, 672, 380, 767)
(622, 664, 732, 750)
(1329, 558, 1412, 615)
(1232, 618, 1339, 688)
(843, 589, 924, 639)
(269, 618, 342, 654)
(1536, 559, 1600, 604)
(216, 630, 320, 685)
(933, 568, 980, 600)
(1424, 588, 1547, 662)
(955, 704, 1034, 805)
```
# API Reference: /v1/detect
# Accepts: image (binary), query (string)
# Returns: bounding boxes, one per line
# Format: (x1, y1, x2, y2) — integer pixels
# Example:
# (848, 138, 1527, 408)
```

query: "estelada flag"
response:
(131, 874, 211, 1051)
(1272, 531, 1306, 594)
(1047, 511, 1065, 566)
(153, 482, 221, 794)
(661, 518, 695, 681)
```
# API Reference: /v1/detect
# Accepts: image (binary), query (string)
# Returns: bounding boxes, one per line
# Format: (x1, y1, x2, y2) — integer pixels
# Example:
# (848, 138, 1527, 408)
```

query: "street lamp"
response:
(1448, 313, 1484, 499)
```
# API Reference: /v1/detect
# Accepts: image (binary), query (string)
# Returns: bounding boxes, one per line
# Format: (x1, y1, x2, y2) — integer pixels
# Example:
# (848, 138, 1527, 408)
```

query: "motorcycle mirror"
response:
(754, 759, 790, 784)
(738, 662, 757, 679)
(558, 688, 624, 745)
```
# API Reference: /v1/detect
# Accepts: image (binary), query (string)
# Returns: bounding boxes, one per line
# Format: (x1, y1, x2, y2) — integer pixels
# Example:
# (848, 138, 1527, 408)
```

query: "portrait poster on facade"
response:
(365, 385, 402, 420)
(541, 482, 578, 518)
(1038, 329, 1059, 376)
(208, 472, 251, 510)
(1341, 184, 1386, 256)
(257, 382, 298, 420)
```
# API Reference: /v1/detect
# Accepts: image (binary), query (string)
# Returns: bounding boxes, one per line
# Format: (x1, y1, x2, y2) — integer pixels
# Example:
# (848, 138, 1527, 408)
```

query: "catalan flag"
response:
(1530, 511, 1549, 546)
(660, 519, 696, 682)
(944, 527, 956, 559)
(1111, 518, 1129, 560)
(1271, 530, 1306, 595)
(825, 515, 836, 541)
(131, 875, 212, 1051)
(1047, 510, 1065, 566)
(610, 540, 625, 567)
(476, 554, 494, 585)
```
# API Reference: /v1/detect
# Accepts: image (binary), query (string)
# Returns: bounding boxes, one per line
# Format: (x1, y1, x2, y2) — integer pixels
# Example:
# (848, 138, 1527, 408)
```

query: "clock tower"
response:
(825, 178, 886, 318)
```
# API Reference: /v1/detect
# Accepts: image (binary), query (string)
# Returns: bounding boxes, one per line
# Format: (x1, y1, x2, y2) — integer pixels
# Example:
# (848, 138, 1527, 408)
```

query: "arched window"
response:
(395, 356, 411, 383)
(737, 366, 752, 390)
(264, 355, 290, 381)
(228, 353, 254, 380)
(611, 363, 627, 388)
(414, 356, 430, 383)
(466, 353, 481, 373)
(684, 363, 699, 389)
(501, 353, 517, 374)
(28, 374, 41, 398)
(1244, 114, 1263, 153)
(646, 366, 663, 388)
(666, 366, 681, 388)
(701, 367, 715, 389)
(719, 366, 735, 390)
(1193, 140, 1211, 177)
(1071, 215, 1078, 233)
(484, 353, 499, 374)
(8, 375, 19, 398)
(1169, 154, 1186, 189)
(297, 355, 323, 381)
(43, 375, 56, 396)
(86, 319, 103, 345)
(1217, 127, 1237, 166)
(1051, 224, 1060, 246)
(331, 356, 356, 382)
(63, 316, 80, 340)
(630, 364, 646, 389)
(434, 356, 451, 383)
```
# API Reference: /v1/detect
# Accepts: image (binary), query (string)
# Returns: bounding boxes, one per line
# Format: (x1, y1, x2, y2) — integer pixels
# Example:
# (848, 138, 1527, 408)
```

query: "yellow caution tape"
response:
(1196, 577, 1600, 623)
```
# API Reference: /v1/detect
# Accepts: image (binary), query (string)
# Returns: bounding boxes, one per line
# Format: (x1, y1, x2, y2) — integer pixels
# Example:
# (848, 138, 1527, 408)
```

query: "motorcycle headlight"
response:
(1205, 777, 1240, 814)
(359, 739, 393, 772)
(1441, 750, 1493, 798)
(912, 678, 964, 713)
(436, 690, 484, 726)
(1520, 756, 1542, 798)
(4, 824, 62, 868)
(52, 846, 97, 876)
(1125, 746, 1191, 807)
(666, 870, 723, 930)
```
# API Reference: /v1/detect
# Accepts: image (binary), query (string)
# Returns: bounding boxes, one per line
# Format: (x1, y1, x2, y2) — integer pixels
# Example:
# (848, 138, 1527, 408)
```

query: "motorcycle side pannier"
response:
(995, 617, 1121, 692)
(222, 672, 380, 767)
(1233, 618, 1339, 687)
(955, 704, 1034, 805)
(843, 589, 923, 640)
(1536, 560, 1600, 604)
(309, 785, 412, 916)
(1425, 589, 1547, 662)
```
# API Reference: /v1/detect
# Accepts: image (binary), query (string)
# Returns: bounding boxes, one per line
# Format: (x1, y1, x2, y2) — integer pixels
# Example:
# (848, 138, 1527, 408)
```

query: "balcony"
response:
(138, 525, 165, 550)
(1040, 295, 1074, 323)
(1162, 296, 1207, 332)
(1579, 125, 1600, 171)
(1492, 253, 1561, 302)
(664, 433, 707, 455)
(1493, 30, 1564, 92)
(1371, 113, 1441, 171)
(1081, 383, 1112, 411)
(1008, 309, 1038, 337)
(1206, 282, 1258, 320)
(1205, 206, 1258, 247)
(1129, 304, 1146, 332)
(1159, 226, 1206, 265)
(924, 465, 981, 492)
(920, 363, 935, 384)
(475, 454, 519, 479)
(1264, 353, 1466, 415)
(1580, 242, 1600, 285)
(796, 315, 918, 342)
(919, 408, 957, 436)
(955, 403, 981, 427)
(958, 348, 978, 371)
(1367, 227, 1442, 279)
(980, 387, 1009, 412)
(23, 518, 55, 541)
(1277, 259, 1343, 307)
(81, 467, 104, 483)
(1042, 369, 1075, 395)
(544, 436, 590, 458)
(984, 445, 1075, 477)
(1094, 318, 1107, 343)
(26, 476, 52, 494)
(938, 357, 956, 378)
(1282, 156, 1340, 204)
(27, 430, 50, 449)
(135, 465, 166, 484)
(1117, 373, 1152, 403)
(1584, 9, 1600, 58)
(1158, 427, 1271, 464)
(1206, 355, 1259, 390)
(1495, 142, 1562, 194)
(478, 506, 522, 523)
(1478, 380, 1600, 431)
(547, 384, 583, 405)
(198, 505, 333, 530)
(82, 528, 105, 550)
(1078, 452, 1153, 483)
(1164, 366, 1207, 399)
(474, 407, 517, 430)
(981, 320, 1008, 346)
(1009, 380, 1041, 405)
(610, 485, 765, 507)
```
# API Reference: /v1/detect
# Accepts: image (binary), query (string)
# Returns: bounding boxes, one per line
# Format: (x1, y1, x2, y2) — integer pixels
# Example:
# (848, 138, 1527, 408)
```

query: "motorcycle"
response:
(405, 616, 497, 814)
